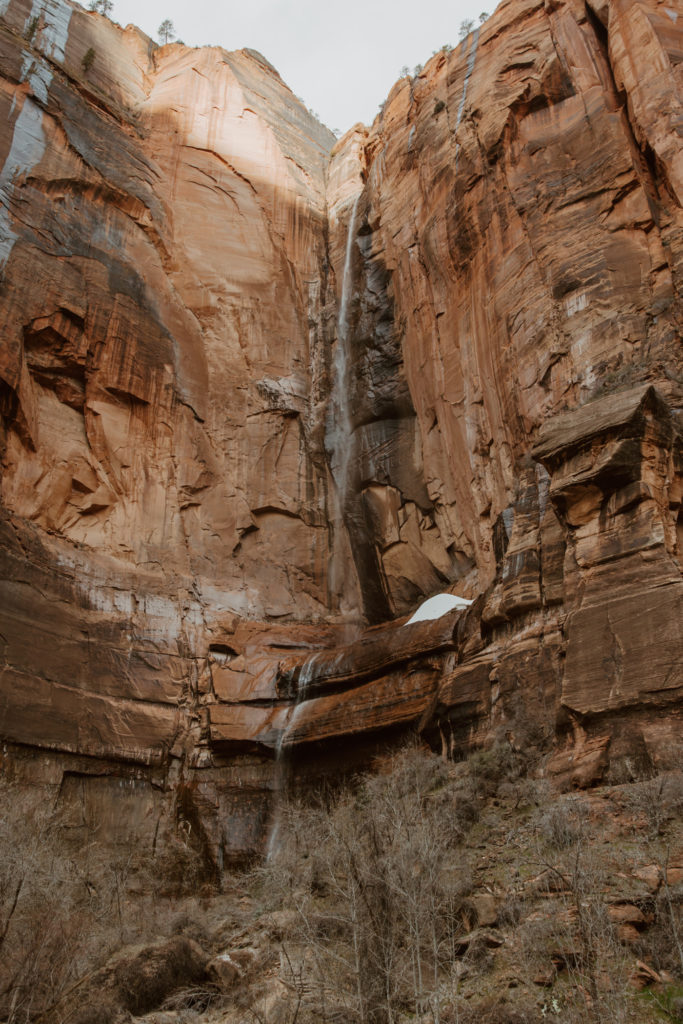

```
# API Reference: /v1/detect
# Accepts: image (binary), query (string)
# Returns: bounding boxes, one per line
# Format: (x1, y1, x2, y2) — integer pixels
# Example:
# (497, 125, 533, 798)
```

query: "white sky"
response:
(80, 0, 492, 132)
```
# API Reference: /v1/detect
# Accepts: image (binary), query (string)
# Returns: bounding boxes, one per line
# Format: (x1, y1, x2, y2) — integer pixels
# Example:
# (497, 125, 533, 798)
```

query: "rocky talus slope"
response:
(0, 0, 681, 864)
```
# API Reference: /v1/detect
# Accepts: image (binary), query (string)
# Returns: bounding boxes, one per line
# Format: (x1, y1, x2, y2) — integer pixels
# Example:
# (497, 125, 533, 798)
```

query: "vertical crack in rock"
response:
(454, 25, 480, 168)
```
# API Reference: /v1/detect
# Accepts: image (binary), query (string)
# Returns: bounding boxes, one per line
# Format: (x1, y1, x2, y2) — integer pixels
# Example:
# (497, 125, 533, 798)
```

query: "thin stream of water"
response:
(264, 653, 318, 861)
(267, 200, 363, 860)
(326, 192, 363, 611)
(329, 192, 361, 501)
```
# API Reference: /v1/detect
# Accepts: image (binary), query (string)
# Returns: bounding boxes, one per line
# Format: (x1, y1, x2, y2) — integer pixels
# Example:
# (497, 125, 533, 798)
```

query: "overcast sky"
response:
(78, 0, 493, 132)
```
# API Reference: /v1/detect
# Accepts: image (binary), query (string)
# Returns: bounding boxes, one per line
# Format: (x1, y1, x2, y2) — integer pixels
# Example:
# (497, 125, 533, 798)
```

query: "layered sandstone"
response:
(0, 0, 339, 861)
(0, 0, 681, 863)
(323, 0, 682, 777)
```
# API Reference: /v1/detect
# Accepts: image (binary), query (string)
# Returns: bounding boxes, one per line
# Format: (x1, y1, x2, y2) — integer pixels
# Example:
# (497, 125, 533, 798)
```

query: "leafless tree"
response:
(261, 748, 473, 1024)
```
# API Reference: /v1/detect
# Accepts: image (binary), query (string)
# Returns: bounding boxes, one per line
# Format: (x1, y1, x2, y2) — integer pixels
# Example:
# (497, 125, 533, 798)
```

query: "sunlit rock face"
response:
(0, 0, 681, 863)
(0, 0, 337, 863)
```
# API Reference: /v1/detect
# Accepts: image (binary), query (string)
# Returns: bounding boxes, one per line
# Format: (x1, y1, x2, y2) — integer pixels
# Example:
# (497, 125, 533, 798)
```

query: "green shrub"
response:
(82, 47, 96, 74)
(24, 15, 39, 41)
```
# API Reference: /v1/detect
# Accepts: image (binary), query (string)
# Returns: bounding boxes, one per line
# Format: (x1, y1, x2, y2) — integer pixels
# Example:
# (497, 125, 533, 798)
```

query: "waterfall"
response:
(265, 723, 288, 862)
(326, 192, 363, 611)
(328, 192, 362, 500)
(265, 655, 318, 861)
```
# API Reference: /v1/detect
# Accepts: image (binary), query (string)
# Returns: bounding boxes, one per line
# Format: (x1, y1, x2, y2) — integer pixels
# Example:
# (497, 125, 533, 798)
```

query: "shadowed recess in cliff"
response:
(325, 182, 463, 623)
(325, 191, 366, 615)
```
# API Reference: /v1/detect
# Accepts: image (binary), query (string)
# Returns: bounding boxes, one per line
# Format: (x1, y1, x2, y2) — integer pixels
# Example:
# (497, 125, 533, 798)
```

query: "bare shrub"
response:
(262, 747, 472, 1024)
(532, 819, 633, 1023)
(0, 784, 104, 1023)
(518, 914, 556, 971)
(497, 892, 525, 927)
(537, 797, 586, 849)
(467, 741, 527, 798)
(498, 776, 544, 809)
(451, 779, 482, 833)
(450, 1000, 544, 1024)
(624, 771, 683, 840)
(108, 935, 208, 1014)
(143, 828, 206, 899)
(161, 982, 223, 1013)
(69, 998, 120, 1024)
(0, 780, 215, 1023)
(169, 910, 212, 947)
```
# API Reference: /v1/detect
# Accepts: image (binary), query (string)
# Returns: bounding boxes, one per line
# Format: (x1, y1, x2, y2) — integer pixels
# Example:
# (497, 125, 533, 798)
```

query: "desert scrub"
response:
(260, 747, 476, 1024)
(623, 770, 683, 840)
(536, 796, 587, 849)
(467, 740, 528, 797)
(0, 779, 218, 1023)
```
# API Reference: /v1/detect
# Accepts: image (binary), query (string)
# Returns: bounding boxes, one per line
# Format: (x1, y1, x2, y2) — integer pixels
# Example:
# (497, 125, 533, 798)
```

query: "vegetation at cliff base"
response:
(0, 743, 680, 1024)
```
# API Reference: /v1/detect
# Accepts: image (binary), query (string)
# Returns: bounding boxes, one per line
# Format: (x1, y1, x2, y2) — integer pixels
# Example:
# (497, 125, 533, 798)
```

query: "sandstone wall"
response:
(0, 0, 680, 863)
(0, 0, 338, 863)
(321, 0, 681, 780)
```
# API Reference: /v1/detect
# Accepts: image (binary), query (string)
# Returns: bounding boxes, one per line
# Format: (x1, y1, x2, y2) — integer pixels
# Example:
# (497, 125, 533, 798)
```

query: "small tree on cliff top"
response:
(89, 0, 113, 15)
(158, 18, 176, 44)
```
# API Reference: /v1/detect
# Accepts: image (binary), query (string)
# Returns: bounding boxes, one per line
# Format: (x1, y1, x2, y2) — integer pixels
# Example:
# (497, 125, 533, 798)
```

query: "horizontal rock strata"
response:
(0, 0, 681, 860)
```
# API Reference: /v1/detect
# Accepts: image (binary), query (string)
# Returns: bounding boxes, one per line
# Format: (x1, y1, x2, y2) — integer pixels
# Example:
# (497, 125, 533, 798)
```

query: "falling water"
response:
(265, 653, 319, 861)
(328, 193, 362, 502)
(326, 192, 363, 610)
(265, 725, 288, 862)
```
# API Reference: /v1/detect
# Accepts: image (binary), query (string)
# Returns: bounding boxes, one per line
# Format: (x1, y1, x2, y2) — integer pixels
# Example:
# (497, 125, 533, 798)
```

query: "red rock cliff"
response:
(0, 0, 680, 862)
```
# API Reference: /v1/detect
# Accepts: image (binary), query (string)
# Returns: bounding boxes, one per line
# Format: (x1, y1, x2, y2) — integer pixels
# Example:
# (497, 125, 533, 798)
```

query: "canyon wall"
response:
(320, 0, 682, 782)
(0, 0, 681, 864)
(0, 0, 341, 863)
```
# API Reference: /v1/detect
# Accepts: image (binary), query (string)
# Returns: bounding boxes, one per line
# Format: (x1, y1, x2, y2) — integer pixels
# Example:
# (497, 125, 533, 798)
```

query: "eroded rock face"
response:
(0, 0, 681, 862)
(323, 0, 682, 781)
(0, 0, 338, 862)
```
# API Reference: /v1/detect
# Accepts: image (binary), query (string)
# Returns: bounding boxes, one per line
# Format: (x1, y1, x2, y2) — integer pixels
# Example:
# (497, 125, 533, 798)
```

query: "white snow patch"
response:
(403, 593, 472, 626)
